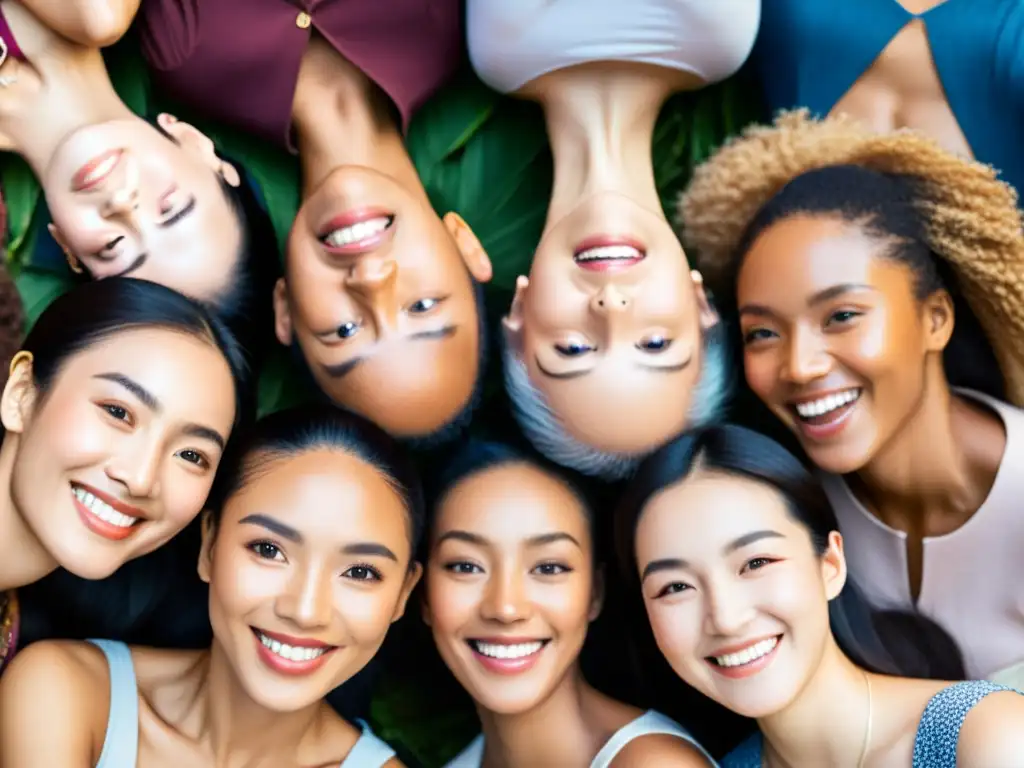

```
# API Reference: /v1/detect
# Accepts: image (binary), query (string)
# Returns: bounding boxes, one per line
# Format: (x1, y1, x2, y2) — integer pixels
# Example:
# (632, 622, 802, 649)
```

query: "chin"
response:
(802, 443, 872, 476)
(471, 687, 547, 717)
(51, 546, 122, 582)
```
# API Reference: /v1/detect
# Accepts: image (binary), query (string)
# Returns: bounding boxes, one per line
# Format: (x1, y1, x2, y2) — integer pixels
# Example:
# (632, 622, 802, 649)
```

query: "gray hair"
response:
(503, 324, 733, 481)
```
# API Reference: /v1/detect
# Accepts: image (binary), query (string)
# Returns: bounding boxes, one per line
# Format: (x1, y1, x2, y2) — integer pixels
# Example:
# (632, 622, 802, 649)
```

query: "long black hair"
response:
(613, 424, 964, 754)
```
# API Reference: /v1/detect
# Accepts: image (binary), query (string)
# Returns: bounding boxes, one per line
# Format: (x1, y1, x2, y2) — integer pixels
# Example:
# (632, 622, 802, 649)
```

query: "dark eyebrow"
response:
(94, 372, 159, 411)
(322, 325, 458, 379)
(94, 372, 226, 449)
(725, 530, 784, 553)
(342, 542, 398, 562)
(739, 283, 874, 318)
(434, 530, 582, 550)
(435, 530, 487, 548)
(535, 354, 693, 380)
(239, 514, 302, 542)
(159, 195, 197, 229)
(527, 532, 582, 549)
(640, 530, 785, 582)
(112, 253, 148, 278)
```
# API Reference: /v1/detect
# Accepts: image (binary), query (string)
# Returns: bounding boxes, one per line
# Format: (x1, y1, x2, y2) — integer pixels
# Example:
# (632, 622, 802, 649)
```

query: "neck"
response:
(850, 372, 988, 530)
(197, 641, 329, 764)
(0, 435, 58, 591)
(292, 80, 423, 202)
(477, 665, 602, 768)
(759, 641, 872, 767)
(538, 64, 676, 231)
(0, 49, 133, 181)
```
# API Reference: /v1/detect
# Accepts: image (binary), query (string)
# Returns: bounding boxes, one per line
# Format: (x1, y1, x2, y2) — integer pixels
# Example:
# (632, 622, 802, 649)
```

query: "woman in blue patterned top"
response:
(617, 425, 1024, 767)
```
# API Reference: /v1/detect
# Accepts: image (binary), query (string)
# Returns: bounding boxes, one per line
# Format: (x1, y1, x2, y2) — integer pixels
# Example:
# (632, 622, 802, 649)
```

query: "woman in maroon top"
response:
(0, 1, 260, 318)
(135, 0, 494, 445)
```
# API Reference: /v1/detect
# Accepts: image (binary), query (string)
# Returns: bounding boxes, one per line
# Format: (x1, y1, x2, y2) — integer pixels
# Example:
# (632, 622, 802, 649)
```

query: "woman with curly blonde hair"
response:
(678, 110, 1024, 689)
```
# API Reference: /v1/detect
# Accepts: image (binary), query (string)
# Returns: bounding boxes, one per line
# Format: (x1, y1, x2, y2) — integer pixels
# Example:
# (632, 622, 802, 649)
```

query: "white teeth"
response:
(323, 216, 391, 247)
(472, 640, 544, 660)
(257, 631, 329, 662)
(794, 389, 860, 419)
(713, 637, 779, 668)
(575, 245, 643, 262)
(85, 153, 119, 185)
(72, 487, 139, 528)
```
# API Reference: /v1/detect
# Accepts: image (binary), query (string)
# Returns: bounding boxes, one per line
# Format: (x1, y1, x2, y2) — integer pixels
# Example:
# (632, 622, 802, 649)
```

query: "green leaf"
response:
(1, 155, 42, 268)
(15, 268, 74, 331)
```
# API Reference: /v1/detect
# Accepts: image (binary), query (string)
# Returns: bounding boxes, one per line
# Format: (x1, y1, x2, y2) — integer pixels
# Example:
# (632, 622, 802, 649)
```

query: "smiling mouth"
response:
(705, 635, 782, 679)
(573, 243, 646, 272)
(72, 149, 124, 192)
(789, 387, 862, 431)
(71, 483, 143, 541)
(320, 215, 394, 249)
(467, 638, 550, 674)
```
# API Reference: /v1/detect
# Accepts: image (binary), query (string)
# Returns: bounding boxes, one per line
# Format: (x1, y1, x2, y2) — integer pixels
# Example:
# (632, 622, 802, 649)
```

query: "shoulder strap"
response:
(591, 711, 717, 768)
(87, 639, 140, 768)
(912, 680, 1021, 768)
(340, 720, 396, 768)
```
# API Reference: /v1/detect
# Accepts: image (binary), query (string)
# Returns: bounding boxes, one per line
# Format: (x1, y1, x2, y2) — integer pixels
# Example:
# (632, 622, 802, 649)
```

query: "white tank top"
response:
(445, 710, 717, 767)
(467, 0, 761, 95)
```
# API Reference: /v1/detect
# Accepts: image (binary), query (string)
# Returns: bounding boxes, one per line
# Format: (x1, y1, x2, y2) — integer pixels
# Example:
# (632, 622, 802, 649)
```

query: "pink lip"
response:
(573, 235, 647, 273)
(317, 208, 394, 255)
(71, 488, 141, 542)
(705, 635, 782, 680)
(71, 149, 124, 192)
(468, 639, 548, 676)
(251, 629, 338, 677)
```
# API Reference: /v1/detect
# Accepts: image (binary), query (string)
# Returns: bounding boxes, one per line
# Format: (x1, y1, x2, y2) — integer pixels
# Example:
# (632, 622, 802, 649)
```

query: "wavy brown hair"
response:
(677, 109, 1024, 405)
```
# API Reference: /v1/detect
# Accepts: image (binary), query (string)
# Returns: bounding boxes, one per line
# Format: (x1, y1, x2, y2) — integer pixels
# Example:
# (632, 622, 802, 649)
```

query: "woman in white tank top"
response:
(423, 441, 716, 767)
(472, 0, 761, 483)
(0, 407, 418, 768)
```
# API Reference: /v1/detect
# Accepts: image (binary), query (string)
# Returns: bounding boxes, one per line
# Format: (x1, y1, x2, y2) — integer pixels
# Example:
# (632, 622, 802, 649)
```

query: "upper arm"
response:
(17, 0, 141, 48)
(0, 641, 106, 768)
(955, 690, 1024, 767)
(609, 733, 716, 768)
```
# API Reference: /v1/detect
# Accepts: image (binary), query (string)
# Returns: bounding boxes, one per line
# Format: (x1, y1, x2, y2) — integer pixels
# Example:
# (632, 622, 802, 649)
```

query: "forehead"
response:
(740, 215, 891, 290)
(436, 463, 589, 542)
(225, 449, 411, 545)
(639, 472, 793, 553)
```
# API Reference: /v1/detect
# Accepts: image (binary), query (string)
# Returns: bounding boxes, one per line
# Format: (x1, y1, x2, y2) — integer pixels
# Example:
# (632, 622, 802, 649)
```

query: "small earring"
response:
(63, 247, 84, 274)
(9, 350, 32, 377)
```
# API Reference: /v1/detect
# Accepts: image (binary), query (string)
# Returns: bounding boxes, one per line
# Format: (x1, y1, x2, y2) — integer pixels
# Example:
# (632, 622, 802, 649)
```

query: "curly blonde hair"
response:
(677, 109, 1024, 406)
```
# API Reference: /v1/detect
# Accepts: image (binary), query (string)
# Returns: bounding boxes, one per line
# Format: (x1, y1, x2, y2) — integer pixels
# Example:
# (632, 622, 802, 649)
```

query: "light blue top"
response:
(88, 639, 395, 768)
(722, 680, 1020, 768)
(445, 709, 716, 767)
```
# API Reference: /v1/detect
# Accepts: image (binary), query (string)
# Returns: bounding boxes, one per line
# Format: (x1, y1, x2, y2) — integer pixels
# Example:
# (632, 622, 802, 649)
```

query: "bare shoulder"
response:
(955, 689, 1024, 766)
(609, 732, 714, 768)
(0, 640, 113, 766)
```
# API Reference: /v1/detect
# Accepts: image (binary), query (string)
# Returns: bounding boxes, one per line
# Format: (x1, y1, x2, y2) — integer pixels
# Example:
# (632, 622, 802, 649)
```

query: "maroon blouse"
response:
(0, 5, 26, 62)
(136, 0, 463, 150)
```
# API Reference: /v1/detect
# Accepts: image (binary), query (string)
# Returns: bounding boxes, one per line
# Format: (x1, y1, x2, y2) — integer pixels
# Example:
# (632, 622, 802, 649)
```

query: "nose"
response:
(275, 564, 333, 630)
(480, 568, 530, 624)
(105, 440, 161, 499)
(783, 327, 830, 385)
(101, 155, 141, 220)
(589, 284, 631, 316)
(345, 259, 398, 327)
(703, 580, 756, 638)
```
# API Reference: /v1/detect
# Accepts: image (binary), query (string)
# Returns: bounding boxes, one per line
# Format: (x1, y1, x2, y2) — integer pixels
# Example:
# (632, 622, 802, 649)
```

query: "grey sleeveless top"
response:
(88, 639, 396, 768)
(722, 680, 1019, 768)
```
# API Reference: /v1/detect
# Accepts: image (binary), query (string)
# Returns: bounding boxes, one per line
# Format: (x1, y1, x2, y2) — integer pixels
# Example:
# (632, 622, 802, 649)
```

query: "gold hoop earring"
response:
(9, 350, 32, 377)
(63, 247, 84, 275)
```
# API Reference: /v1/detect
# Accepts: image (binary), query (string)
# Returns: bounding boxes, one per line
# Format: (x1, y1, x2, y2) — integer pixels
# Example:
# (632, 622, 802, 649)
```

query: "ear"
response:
(444, 212, 492, 283)
(1, 354, 37, 434)
(692, 270, 720, 331)
(272, 278, 294, 345)
(391, 562, 424, 624)
(196, 511, 216, 584)
(47, 223, 72, 255)
(923, 289, 955, 353)
(588, 565, 606, 622)
(822, 531, 848, 602)
(501, 275, 529, 352)
(157, 113, 241, 188)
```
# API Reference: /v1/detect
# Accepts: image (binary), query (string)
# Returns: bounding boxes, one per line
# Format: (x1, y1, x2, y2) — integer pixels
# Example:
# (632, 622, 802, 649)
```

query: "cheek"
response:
(210, 547, 270, 617)
(743, 350, 779, 400)
(425, 572, 479, 636)
(645, 600, 700, 669)
(22, 399, 111, 471)
(333, 583, 402, 643)
(539, 579, 593, 636)
(159, 468, 216, 527)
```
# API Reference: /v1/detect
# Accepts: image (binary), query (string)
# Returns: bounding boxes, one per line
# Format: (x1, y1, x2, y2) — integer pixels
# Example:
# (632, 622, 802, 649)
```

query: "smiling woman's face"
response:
(635, 469, 845, 719)
(201, 448, 422, 713)
(424, 462, 598, 715)
(2, 327, 236, 581)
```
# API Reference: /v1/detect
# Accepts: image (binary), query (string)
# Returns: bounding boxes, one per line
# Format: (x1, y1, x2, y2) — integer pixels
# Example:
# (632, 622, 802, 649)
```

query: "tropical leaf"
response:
(1, 155, 40, 269)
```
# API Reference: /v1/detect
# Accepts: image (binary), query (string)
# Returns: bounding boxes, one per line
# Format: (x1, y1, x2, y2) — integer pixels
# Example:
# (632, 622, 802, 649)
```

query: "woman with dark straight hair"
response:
(618, 425, 1024, 767)
(0, 405, 421, 767)
(0, 277, 247, 673)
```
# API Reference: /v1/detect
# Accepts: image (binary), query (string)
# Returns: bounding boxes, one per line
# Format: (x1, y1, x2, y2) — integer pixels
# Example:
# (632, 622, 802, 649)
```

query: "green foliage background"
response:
(1, 35, 764, 767)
